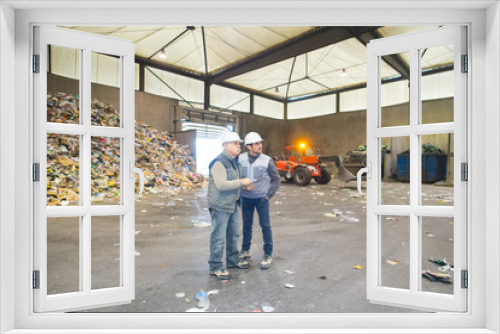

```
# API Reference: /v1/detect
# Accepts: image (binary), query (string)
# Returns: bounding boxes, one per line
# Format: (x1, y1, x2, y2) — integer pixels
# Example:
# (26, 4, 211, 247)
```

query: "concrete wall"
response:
(286, 98, 453, 157)
(48, 74, 179, 133)
(239, 112, 286, 157)
(170, 130, 196, 159)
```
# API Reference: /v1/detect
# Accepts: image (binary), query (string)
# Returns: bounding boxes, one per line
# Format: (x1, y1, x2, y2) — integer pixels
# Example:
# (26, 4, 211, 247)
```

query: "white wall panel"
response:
(381, 80, 409, 107)
(210, 85, 250, 112)
(288, 94, 336, 119)
(254, 96, 283, 119)
(421, 71, 454, 101)
(340, 87, 367, 112)
(145, 67, 204, 104)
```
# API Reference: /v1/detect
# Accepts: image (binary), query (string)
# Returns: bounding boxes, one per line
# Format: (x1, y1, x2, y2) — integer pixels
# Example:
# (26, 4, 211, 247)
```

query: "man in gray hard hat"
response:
(238, 132, 281, 269)
(207, 132, 254, 280)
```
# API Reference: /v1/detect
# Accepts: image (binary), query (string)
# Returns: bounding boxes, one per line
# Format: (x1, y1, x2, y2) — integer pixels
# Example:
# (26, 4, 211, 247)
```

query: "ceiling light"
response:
(275, 87, 280, 93)
(341, 69, 347, 77)
(158, 50, 167, 59)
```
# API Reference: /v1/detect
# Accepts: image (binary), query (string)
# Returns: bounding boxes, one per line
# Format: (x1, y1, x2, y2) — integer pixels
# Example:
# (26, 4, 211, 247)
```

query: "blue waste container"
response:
(397, 153, 410, 182)
(397, 153, 447, 183)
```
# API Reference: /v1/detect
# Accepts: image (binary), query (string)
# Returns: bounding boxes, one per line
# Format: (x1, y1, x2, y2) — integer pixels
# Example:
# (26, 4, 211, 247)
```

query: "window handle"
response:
(129, 162, 145, 195)
(357, 162, 371, 195)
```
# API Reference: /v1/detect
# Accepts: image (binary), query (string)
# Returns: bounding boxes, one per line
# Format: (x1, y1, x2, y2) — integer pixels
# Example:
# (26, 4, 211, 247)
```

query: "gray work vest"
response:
(207, 151, 242, 213)
(239, 152, 271, 199)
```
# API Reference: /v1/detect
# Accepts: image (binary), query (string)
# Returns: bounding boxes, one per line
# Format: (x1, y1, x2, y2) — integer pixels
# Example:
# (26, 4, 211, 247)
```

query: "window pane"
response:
(381, 51, 409, 127)
(91, 52, 121, 127)
(47, 217, 80, 295)
(91, 216, 121, 290)
(91, 137, 121, 205)
(421, 216, 454, 295)
(421, 44, 454, 124)
(381, 136, 410, 206)
(47, 45, 80, 124)
(421, 134, 453, 206)
(381, 215, 410, 290)
(47, 134, 80, 206)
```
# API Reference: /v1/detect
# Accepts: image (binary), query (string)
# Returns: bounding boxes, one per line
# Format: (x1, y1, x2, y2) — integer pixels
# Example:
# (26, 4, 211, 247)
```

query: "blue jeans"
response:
(241, 197, 273, 256)
(208, 208, 240, 272)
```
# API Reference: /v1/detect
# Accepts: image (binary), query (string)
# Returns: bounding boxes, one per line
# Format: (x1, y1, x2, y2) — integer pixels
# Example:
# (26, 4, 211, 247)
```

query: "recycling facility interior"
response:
(45, 68, 456, 313)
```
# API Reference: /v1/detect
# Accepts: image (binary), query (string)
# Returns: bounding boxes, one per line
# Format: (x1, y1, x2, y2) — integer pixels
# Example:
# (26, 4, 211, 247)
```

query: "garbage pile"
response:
(46, 92, 205, 206)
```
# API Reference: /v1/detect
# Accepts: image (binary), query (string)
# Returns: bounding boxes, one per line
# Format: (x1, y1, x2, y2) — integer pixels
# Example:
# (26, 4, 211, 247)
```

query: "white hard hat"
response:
(244, 132, 264, 145)
(221, 132, 243, 145)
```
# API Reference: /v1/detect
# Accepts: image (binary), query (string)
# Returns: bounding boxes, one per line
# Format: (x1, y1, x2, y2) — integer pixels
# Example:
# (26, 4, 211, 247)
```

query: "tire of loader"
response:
(316, 167, 332, 184)
(293, 167, 312, 186)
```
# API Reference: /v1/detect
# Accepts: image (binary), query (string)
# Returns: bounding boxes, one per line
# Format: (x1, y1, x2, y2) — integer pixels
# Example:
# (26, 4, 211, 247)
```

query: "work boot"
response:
(239, 250, 251, 260)
(228, 260, 250, 269)
(261, 255, 273, 269)
(209, 269, 231, 280)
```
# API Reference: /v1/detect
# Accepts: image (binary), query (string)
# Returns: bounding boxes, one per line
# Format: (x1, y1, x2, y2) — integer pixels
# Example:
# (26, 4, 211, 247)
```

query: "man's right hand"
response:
(241, 178, 253, 186)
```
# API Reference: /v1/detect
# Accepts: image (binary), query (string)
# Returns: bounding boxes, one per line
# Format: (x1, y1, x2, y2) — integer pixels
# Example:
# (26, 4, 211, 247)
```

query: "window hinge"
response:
(461, 162, 468, 181)
(461, 54, 468, 73)
(33, 163, 40, 182)
(33, 54, 40, 73)
(33, 270, 40, 289)
(461, 270, 468, 289)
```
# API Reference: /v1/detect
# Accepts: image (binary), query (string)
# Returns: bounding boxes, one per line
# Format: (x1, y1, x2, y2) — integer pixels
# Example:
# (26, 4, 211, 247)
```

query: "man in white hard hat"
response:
(238, 132, 281, 269)
(207, 132, 254, 280)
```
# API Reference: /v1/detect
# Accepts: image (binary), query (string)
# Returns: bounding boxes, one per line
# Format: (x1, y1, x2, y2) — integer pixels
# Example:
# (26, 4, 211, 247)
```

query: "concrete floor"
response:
(47, 179, 455, 313)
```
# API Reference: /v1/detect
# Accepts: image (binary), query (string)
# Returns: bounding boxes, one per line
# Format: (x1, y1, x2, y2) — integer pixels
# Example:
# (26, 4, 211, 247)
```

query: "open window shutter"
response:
(33, 26, 136, 312)
(366, 26, 467, 312)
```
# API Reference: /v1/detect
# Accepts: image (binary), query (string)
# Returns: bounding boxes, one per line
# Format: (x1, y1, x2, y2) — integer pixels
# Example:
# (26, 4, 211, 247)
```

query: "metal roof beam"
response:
(210, 26, 381, 84)
(135, 56, 206, 81)
(289, 65, 452, 103)
(216, 82, 285, 103)
(355, 29, 410, 80)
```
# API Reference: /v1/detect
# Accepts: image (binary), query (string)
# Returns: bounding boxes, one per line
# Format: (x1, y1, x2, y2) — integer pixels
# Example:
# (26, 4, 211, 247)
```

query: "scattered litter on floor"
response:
(251, 309, 261, 312)
(449, 221, 454, 225)
(285, 283, 294, 288)
(135, 250, 141, 256)
(175, 292, 185, 298)
(207, 290, 219, 295)
(275, 201, 282, 205)
(241, 281, 245, 284)
(113, 243, 120, 246)
(422, 270, 452, 284)
(386, 217, 399, 221)
(262, 305, 275, 312)
(448, 238, 453, 242)
(353, 265, 362, 270)
(319, 276, 327, 280)
(345, 217, 359, 223)
(386, 259, 400, 265)
(427, 233, 434, 238)
(141, 209, 147, 213)
(324, 213, 336, 218)
(196, 290, 210, 310)
(438, 264, 454, 272)
(192, 221, 211, 228)
(135, 231, 141, 235)
(285, 270, 295, 275)
(162, 264, 167, 268)
(185, 298, 190, 303)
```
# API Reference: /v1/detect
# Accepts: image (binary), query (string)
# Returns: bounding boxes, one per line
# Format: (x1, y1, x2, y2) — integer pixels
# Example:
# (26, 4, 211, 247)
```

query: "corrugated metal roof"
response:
(64, 25, 451, 101)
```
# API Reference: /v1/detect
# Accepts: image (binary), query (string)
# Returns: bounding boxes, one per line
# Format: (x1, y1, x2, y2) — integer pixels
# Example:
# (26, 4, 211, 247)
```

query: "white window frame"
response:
(1, 2, 498, 333)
